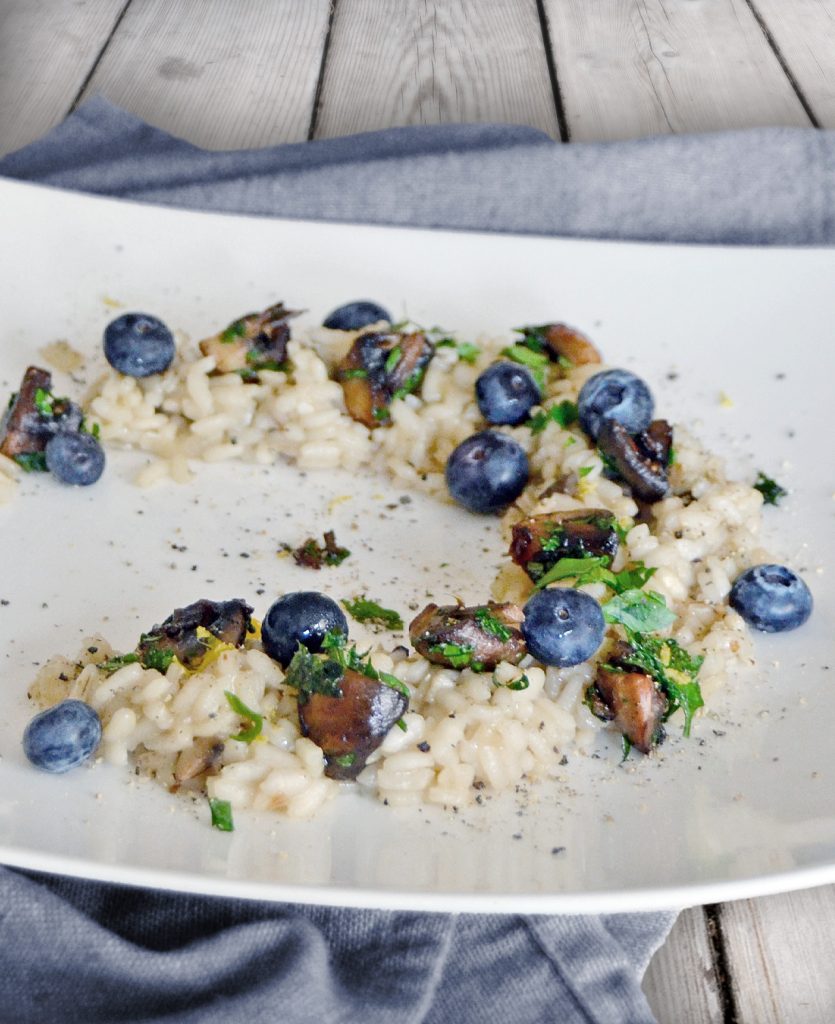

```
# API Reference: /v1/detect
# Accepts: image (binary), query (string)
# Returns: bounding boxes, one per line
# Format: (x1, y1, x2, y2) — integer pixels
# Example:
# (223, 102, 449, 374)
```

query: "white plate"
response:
(0, 178, 833, 913)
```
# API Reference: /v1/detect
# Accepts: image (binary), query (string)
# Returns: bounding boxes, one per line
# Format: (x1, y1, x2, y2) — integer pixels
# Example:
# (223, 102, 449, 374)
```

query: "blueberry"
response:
(262, 591, 349, 667)
(23, 699, 102, 773)
(729, 564, 813, 633)
(104, 313, 176, 377)
(577, 369, 654, 440)
(475, 361, 541, 426)
(45, 431, 105, 486)
(322, 301, 392, 331)
(522, 588, 605, 667)
(445, 430, 529, 515)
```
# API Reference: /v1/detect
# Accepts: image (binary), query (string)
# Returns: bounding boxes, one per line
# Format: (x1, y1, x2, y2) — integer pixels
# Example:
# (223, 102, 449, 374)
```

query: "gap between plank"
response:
(535, 0, 569, 142)
(66, 0, 134, 115)
(308, 0, 339, 140)
(704, 904, 740, 1024)
(744, 0, 821, 128)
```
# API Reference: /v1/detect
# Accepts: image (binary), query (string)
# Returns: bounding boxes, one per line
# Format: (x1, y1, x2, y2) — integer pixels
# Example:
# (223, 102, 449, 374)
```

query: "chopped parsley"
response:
(384, 347, 402, 374)
(535, 553, 657, 595)
(341, 368, 368, 380)
(474, 606, 511, 642)
(342, 596, 403, 630)
(436, 338, 481, 363)
(289, 631, 410, 698)
(500, 344, 549, 387)
(285, 530, 350, 570)
(99, 652, 140, 675)
(13, 452, 48, 473)
(621, 735, 633, 762)
(33, 388, 54, 417)
(219, 319, 247, 343)
(493, 672, 530, 691)
(395, 718, 408, 732)
(526, 400, 578, 434)
(209, 798, 234, 832)
(754, 471, 787, 506)
(618, 631, 704, 737)
(333, 752, 356, 768)
(603, 589, 676, 634)
(578, 465, 594, 478)
(224, 690, 263, 743)
(372, 406, 390, 422)
(429, 641, 477, 669)
(391, 367, 426, 401)
(284, 643, 344, 698)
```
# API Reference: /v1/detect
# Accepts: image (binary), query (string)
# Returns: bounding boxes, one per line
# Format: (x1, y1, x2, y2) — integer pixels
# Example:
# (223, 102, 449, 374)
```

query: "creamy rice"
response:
(25, 321, 768, 818)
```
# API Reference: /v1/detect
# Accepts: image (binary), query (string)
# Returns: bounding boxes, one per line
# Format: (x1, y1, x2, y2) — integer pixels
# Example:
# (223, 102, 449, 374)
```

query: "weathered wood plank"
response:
(314, 0, 559, 139)
(751, 0, 835, 127)
(541, 0, 811, 141)
(77, 0, 332, 148)
(643, 907, 724, 1024)
(720, 886, 835, 1024)
(0, 0, 128, 157)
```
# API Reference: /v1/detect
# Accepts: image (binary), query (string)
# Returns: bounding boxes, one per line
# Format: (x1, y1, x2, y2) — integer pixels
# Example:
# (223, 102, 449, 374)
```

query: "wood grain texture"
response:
(752, 0, 835, 127)
(77, 0, 332, 148)
(721, 886, 835, 1024)
(314, 0, 559, 139)
(643, 908, 724, 1024)
(542, 0, 811, 141)
(0, 0, 128, 156)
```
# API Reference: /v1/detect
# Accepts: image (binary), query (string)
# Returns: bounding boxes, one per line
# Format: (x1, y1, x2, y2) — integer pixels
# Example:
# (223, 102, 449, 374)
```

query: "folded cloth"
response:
(3, 95, 835, 244)
(12, 94, 829, 1023)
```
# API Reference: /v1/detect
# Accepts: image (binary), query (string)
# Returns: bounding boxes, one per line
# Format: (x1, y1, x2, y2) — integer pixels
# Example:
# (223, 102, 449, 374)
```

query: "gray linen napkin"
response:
(5, 95, 830, 1024)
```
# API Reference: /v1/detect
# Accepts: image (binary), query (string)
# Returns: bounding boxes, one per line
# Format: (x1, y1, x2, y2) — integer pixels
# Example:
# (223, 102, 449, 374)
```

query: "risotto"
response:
(22, 305, 784, 826)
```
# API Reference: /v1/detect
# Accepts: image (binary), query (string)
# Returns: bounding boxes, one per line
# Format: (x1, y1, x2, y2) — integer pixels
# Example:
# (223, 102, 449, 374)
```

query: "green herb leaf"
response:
(753, 471, 787, 506)
(603, 589, 676, 633)
(474, 606, 511, 642)
(429, 642, 475, 669)
(395, 717, 408, 732)
(536, 555, 613, 590)
(341, 368, 368, 380)
(13, 451, 48, 473)
(377, 671, 410, 697)
(621, 735, 633, 762)
(384, 347, 402, 374)
(139, 642, 176, 673)
(578, 465, 594, 478)
(496, 672, 530, 691)
(342, 596, 404, 630)
(621, 631, 704, 737)
(209, 798, 234, 831)
(220, 319, 247, 343)
(224, 690, 263, 743)
(34, 388, 54, 417)
(500, 344, 549, 388)
(391, 367, 426, 401)
(333, 752, 356, 767)
(99, 652, 140, 675)
(372, 406, 390, 421)
(526, 400, 578, 434)
(436, 338, 481, 363)
(285, 643, 345, 698)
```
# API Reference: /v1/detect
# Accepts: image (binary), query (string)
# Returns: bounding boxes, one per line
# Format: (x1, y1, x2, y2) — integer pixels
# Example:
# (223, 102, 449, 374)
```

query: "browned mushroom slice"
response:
(199, 302, 301, 376)
(336, 330, 434, 429)
(509, 509, 619, 583)
(297, 667, 408, 780)
(591, 666, 667, 754)
(409, 602, 526, 671)
(597, 419, 673, 503)
(173, 737, 225, 787)
(540, 323, 602, 366)
(138, 598, 254, 670)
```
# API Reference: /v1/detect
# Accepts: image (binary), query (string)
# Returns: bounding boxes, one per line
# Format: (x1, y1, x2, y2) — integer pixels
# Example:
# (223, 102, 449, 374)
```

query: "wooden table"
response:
(2, 3, 834, 1021)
